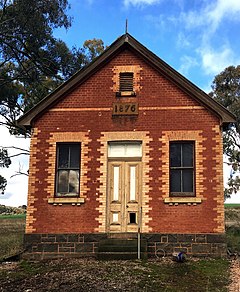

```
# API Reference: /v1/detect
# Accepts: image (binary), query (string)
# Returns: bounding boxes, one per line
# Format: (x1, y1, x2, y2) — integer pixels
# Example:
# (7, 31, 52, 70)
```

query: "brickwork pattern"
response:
(25, 128, 40, 233)
(112, 65, 142, 93)
(45, 132, 91, 202)
(159, 130, 206, 203)
(211, 126, 224, 232)
(25, 48, 225, 237)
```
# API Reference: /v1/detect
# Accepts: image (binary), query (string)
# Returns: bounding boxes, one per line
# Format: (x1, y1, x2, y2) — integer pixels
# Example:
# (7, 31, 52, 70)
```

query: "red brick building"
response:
(18, 33, 235, 259)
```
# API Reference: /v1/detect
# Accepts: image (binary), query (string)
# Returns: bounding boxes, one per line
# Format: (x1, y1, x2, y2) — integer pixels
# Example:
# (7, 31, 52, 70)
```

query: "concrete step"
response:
(97, 238, 147, 260)
(98, 251, 147, 260)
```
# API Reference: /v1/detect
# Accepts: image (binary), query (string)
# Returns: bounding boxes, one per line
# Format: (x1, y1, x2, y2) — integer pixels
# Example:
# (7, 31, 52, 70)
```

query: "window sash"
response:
(170, 142, 195, 196)
(55, 143, 80, 197)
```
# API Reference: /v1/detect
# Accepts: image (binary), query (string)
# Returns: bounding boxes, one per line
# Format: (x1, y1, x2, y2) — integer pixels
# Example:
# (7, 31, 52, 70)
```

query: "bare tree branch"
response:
(10, 171, 29, 178)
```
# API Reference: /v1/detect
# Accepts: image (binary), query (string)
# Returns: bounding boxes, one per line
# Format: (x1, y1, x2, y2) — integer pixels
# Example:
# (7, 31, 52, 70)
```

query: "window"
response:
(119, 72, 134, 92)
(129, 212, 137, 224)
(56, 143, 80, 197)
(108, 141, 142, 158)
(170, 142, 195, 196)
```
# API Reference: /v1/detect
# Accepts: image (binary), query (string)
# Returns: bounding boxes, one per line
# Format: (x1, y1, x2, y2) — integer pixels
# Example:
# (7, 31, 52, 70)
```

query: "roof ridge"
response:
(18, 33, 235, 128)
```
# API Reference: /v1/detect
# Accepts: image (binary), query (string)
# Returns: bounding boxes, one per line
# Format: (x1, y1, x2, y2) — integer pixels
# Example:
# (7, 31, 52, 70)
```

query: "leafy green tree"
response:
(0, 0, 76, 131)
(0, 148, 11, 194)
(210, 65, 240, 198)
(0, 0, 73, 193)
(0, 0, 106, 194)
(83, 39, 105, 63)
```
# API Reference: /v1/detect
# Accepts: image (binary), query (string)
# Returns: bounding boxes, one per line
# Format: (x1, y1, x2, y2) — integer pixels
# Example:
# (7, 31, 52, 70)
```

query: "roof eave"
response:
(17, 35, 130, 128)
(17, 33, 236, 127)
(124, 35, 236, 124)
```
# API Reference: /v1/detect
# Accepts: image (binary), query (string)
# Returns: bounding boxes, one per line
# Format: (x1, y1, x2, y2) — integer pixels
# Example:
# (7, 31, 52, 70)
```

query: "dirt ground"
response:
(0, 257, 234, 292)
(229, 259, 240, 292)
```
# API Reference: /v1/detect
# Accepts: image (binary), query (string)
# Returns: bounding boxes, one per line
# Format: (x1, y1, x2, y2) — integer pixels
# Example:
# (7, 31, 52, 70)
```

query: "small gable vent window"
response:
(117, 72, 135, 96)
(119, 72, 134, 92)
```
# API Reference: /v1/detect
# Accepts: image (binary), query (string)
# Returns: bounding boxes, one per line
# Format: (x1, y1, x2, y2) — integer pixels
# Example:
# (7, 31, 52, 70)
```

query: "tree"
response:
(0, 148, 11, 194)
(0, 0, 75, 132)
(210, 65, 240, 198)
(0, 1, 106, 132)
(83, 39, 105, 63)
(0, 0, 73, 193)
(0, 1, 106, 194)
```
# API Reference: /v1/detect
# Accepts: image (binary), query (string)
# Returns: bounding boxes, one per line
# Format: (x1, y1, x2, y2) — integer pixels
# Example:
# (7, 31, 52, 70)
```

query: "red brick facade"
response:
(19, 34, 235, 258)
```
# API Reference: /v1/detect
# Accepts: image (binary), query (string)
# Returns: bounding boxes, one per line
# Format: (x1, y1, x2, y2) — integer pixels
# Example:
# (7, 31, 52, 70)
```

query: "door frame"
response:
(106, 157, 142, 233)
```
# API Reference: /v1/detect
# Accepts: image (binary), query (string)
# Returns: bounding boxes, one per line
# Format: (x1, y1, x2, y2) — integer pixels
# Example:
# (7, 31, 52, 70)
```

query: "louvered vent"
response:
(119, 72, 134, 92)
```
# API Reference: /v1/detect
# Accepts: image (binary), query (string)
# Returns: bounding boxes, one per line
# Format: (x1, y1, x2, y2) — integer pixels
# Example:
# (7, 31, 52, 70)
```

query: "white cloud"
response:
(169, 1, 240, 77)
(180, 0, 240, 33)
(208, 0, 240, 29)
(179, 55, 198, 76)
(198, 45, 240, 75)
(123, 0, 161, 8)
(0, 124, 29, 207)
(176, 32, 191, 49)
(0, 174, 29, 207)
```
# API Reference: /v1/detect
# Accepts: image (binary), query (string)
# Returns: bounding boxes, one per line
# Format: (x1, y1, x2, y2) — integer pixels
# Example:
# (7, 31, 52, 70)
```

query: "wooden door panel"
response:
(125, 162, 140, 232)
(107, 161, 141, 233)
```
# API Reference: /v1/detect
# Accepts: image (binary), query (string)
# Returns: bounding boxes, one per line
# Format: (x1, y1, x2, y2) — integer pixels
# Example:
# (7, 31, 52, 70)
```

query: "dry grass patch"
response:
(0, 258, 230, 292)
(0, 215, 25, 261)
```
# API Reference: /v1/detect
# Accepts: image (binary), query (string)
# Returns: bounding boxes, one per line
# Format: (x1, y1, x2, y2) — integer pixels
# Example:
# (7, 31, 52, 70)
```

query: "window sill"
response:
(116, 91, 136, 97)
(164, 197, 202, 205)
(48, 197, 85, 205)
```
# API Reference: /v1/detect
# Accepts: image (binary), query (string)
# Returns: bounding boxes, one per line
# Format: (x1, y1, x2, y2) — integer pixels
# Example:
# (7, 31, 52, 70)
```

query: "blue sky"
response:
(1, 0, 240, 206)
(55, 0, 240, 92)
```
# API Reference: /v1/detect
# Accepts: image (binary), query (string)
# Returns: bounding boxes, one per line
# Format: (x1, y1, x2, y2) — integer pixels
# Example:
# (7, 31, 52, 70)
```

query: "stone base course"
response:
(23, 233, 226, 260)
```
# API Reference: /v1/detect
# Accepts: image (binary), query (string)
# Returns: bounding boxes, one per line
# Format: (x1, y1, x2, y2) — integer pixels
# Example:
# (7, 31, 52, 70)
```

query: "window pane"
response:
(57, 170, 69, 194)
(170, 143, 181, 167)
(108, 143, 125, 157)
(113, 213, 118, 223)
(170, 169, 181, 192)
(183, 169, 193, 192)
(58, 145, 69, 168)
(129, 213, 136, 224)
(108, 142, 142, 158)
(69, 170, 79, 194)
(125, 143, 142, 157)
(182, 143, 193, 167)
(70, 144, 80, 168)
(56, 143, 80, 197)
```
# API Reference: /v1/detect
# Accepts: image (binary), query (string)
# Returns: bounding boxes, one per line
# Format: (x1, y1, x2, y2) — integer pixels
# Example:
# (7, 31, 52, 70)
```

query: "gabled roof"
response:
(18, 33, 236, 128)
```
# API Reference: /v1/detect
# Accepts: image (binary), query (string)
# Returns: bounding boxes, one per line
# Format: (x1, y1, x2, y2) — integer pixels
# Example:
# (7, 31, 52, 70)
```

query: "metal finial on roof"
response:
(125, 19, 128, 34)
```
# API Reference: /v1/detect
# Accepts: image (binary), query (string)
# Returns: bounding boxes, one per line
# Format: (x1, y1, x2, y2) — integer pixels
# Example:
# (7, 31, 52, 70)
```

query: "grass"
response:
(225, 203, 240, 209)
(226, 226, 240, 253)
(0, 214, 26, 219)
(0, 212, 236, 291)
(225, 205, 240, 253)
(0, 215, 25, 261)
(131, 258, 230, 291)
(0, 258, 230, 291)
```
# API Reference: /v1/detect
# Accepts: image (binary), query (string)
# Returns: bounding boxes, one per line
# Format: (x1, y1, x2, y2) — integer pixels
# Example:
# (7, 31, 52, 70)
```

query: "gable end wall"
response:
(25, 49, 224, 242)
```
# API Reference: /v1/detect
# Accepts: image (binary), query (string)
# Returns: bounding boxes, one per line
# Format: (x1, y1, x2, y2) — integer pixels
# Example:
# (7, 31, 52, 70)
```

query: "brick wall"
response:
(25, 48, 224, 239)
